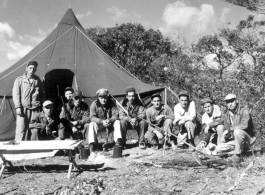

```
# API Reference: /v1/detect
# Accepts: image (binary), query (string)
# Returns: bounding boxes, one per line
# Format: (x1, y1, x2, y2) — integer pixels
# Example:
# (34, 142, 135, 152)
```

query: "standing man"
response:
(29, 100, 60, 140)
(173, 90, 196, 149)
(59, 90, 90, 143)
(219, 94, 256, 163)
(89, 88, 122, 151)
(119, 87, 148, 149)
(13, 61, 44, 141)
(145, 94, 175, 150)
(199, 97, 224, 149)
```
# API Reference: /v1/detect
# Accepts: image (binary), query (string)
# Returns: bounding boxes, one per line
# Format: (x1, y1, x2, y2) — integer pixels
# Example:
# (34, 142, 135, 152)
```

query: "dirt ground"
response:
(1, 142, 265, 195)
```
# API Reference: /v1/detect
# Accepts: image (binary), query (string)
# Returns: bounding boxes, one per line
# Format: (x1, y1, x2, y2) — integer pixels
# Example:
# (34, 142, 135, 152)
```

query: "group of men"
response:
(12, 61, 256, 164)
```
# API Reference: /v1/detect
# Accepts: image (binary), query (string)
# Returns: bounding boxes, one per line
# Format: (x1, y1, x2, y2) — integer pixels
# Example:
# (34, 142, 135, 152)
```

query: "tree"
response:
(86, 23, 175, 83)
(222, 0, 265, 13)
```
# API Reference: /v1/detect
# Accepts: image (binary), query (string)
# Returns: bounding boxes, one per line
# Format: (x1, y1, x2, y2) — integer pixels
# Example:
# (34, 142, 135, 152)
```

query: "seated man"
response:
(64, 87, 74, 103)
(173, 90, 196, 149)
(119, 87, 148, 149)
(199, 97, 224, 149)
(29, 100, 60, 140)
(88, 88, 123, 151)
(217, 94, 256, 163)
(59, 90, 90, 144)
(145, 94, 175, 150)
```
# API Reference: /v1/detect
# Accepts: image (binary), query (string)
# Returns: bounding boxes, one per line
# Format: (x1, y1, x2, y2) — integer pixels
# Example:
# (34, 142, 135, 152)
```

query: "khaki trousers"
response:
(216, 129, 253, 154)
(88, 121, 122, 144)
(15, 107, 40, 141)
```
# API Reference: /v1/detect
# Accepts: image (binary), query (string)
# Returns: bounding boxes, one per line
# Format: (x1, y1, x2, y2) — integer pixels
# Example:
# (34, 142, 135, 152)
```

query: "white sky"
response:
(0, 0, 264, 72)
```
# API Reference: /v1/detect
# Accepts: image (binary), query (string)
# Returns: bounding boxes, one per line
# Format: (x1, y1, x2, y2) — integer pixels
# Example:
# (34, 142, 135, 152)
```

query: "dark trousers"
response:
(120, 119, 148, 143)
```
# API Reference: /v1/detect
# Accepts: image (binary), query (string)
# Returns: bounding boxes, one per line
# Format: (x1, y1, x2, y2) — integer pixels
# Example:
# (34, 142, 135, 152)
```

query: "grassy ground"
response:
(0, 142, 265, 195)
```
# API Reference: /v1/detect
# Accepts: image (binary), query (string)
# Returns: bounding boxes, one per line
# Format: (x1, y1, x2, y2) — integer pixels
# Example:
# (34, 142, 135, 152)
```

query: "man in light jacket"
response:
(12, 61, 44, 141)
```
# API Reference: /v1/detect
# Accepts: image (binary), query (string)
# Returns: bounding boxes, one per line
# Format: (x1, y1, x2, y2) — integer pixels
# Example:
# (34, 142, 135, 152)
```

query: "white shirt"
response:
(201, 105, 221, 133)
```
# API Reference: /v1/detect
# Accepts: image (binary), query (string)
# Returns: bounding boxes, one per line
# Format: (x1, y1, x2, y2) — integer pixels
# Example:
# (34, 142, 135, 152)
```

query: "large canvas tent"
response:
(0, 9, 164, 141)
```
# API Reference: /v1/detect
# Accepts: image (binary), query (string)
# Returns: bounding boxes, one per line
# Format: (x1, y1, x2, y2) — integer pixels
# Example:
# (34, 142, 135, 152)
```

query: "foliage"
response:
(85, 16, 265, 132)
(86, 23, 176, 83)
(222, 0, 265, 13)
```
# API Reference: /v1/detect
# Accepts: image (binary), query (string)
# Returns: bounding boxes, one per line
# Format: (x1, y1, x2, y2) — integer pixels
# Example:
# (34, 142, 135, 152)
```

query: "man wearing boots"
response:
(13, 61, 44, 141)
(89, 88, 123, 152)
(218, 94, 256, 164)
(119, 87, 148, 149)
(59, 90, 90, 143)
(173, 90, 196, 150)
(145, 94, 175, 150)
(199, 97, 224, 148)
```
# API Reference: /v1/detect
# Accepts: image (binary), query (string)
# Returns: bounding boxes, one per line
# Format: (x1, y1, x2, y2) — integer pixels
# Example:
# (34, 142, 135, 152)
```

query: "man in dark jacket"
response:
(29, 100, 60, 140)
(219, 94, 256, 163)
(89, 88, 122, 151)
(59, 90, 90, 144)
(119, 87, 148, 149)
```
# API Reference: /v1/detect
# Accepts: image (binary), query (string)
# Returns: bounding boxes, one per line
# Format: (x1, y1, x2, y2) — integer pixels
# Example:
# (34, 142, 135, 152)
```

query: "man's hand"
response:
(16, 108, 22, 116)
(130, 118, 137, 126)
(156, 115, 165, 121)
(103, 120, 111, 127)
(153, 129, 163, 140)
(72, 126, 78, 134)
(71, 121, 78, 126)
(221, 130, 228, 143)
(45, 126, 51, 135)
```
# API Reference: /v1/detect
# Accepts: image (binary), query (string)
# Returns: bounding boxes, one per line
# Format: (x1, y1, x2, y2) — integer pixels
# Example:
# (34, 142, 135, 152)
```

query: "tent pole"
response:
(164, 87, 167, 105)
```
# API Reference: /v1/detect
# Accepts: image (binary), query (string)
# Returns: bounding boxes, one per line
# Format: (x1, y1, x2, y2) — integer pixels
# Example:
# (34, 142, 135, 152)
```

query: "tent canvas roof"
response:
(0, 9, 164, 141)
(0, 9, 163, 97)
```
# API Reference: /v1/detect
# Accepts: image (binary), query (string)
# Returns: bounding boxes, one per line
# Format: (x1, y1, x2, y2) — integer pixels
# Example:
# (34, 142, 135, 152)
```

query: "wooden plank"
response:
(0, 140, 82, 151)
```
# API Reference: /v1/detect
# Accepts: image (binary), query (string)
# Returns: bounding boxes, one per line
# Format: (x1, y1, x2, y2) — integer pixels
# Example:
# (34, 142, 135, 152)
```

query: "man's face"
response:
(65, 91, 73, 100)
(152, 97, 161, 109)
(73, 97, 81, 107)
(127, 92, 136, 104)
(43, 104, 53, 116)
(98, 96, 108, 105)
(226, 98, 237, 111)
(179, 96, 189, 108)
(203, 103, 213, 115)
(26, 65, 37, 77)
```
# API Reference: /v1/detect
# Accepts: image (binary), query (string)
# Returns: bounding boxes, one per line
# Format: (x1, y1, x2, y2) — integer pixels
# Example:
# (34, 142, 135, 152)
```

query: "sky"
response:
(0, 0, 264, 72)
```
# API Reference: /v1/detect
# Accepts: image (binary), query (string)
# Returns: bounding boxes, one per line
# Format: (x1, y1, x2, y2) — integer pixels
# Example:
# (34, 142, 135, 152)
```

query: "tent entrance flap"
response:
(44, 69, 74, 105)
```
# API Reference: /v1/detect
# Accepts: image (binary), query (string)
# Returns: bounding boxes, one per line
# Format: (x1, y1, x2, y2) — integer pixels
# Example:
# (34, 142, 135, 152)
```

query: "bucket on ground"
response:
(113, 145, 123, 158)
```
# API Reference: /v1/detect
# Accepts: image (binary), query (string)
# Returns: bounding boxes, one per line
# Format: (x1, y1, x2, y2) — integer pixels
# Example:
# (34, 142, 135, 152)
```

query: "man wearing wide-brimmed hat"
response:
(89, 88, 123, 152)
(13, 61, 44, 141)
(59, 90, 90, 142)
(217, 94, 256, 164)
(173, 90, 196, 150)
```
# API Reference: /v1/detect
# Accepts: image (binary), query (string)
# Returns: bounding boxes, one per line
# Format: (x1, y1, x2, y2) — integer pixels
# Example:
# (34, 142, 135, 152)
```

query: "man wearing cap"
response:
(29, 100, 60, 140)
(13, 61, 44, 141)
(199, 97, 224, 149)
(89, 88, 122, 151)
(173, 90, 196, 149)
(64, 87, 74, 103)
(119, 87, 148, 149)
(218, 94, 256, 163)
(59, 90, 90, 143)
(145, 94, 175, 149)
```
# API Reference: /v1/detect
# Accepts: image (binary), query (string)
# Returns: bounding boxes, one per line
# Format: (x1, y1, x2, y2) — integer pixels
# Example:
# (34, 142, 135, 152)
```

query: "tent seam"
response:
(0, 26, 75, 81)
